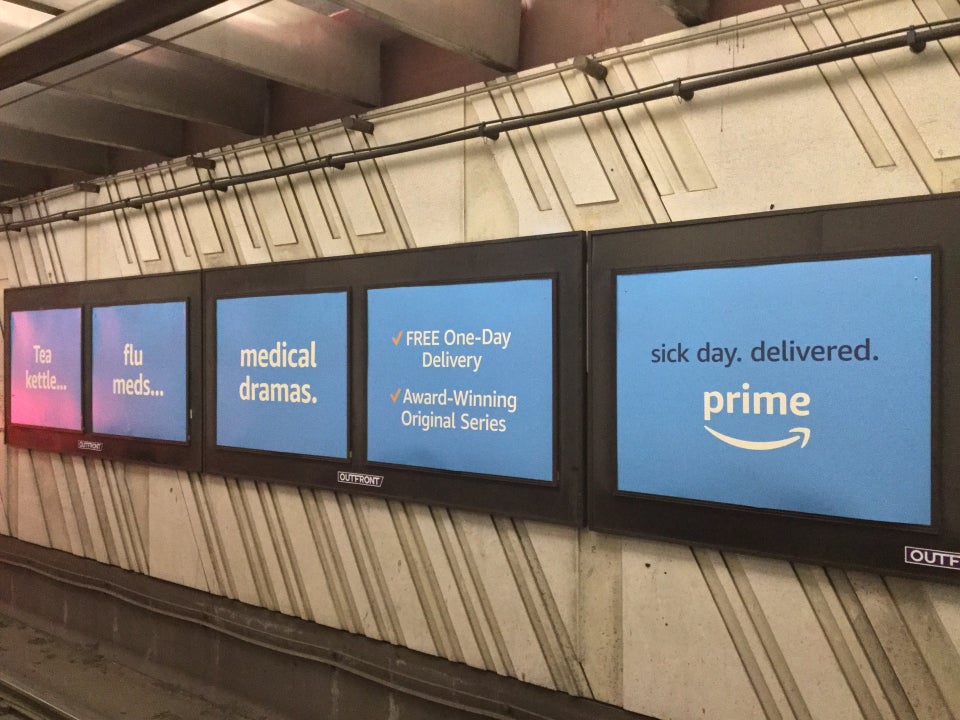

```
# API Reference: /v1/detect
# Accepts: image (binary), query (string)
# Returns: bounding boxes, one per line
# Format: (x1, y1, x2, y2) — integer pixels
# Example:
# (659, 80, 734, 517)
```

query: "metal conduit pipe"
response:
(2, 19, 959, 235)
(0, 0, 878, 204)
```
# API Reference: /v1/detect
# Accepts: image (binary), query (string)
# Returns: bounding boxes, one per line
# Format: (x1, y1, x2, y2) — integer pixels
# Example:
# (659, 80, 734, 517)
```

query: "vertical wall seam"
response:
(794, 564, 885, 719)
(104, 183, 138, 271)
(73, 457, 110, 563)
(514, 519, 592, 697)
(823, 6, 943, 191)
(386, 501, 446, 655)
(395, 502, 464, 662)
(790, 12, 896, 169)
(693, 548, 784, 720)
(336, 493, 399, 644)
(168, 470, 217, 596)
(101, 461, 139, 572)
(351, 496, 406, 645)
(35, 205, 64, 284)
(302, 134, 357, 253)
(298, 487, 356, 632)
(482, 90, 553, 212)
(61, 458, 95, 558)
(156, 170, 196, 259)
(4, 227, 25, 287)
(24, 452, 53, 547)
(133, 175, 170, 269)
(726, 553, 813, 720)
(451, 512, 516, 677)
(192, 474, 235, 598)
(296, 136, 347, 246)
(6, 448, 20, 538)
(110, 461, 148, 573)
(48, 456, 82, 556)
(348, 133, 415, 250)
(82, 457, 119, 565)
(313, 489, 365, 632)
(825, 568, 919, 720)
(259, 483, 308, 620)
(884, 576, 960, 719)
(506, 85, 575, 228)
(222, 150, 271, 258)
(493, 516, 574, 693)
(224, 477, 276, 609)
(431, 506, 497, 671)
(582, 75, 671, 222)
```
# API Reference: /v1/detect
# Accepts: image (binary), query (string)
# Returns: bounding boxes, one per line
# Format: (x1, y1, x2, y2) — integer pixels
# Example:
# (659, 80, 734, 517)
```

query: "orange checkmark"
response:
(391, 330, 404, 345)
(390, 388, 402, 402)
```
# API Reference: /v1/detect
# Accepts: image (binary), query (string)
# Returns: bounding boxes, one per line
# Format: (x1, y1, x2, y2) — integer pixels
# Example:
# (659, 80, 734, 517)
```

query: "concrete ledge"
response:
(0, 535, 652, 720)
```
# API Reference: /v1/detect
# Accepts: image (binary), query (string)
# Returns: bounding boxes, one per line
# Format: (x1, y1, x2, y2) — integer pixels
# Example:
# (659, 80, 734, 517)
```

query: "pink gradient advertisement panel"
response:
(9, 308, 82, 430)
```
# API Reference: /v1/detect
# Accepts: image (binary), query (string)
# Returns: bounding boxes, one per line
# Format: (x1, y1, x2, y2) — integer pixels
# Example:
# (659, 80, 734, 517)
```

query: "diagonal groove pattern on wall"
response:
(826, 567, 920, 720)
(693, 547, 785, 720)
(2, 2, 960, 719)
(794, 564, 888, 719)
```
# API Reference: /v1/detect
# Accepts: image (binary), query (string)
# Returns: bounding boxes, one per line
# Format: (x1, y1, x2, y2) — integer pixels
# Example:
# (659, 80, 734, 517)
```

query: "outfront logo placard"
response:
(616, 254, 932, 525)
(337, 471, 384, 488)
(904, 546, 960, 571)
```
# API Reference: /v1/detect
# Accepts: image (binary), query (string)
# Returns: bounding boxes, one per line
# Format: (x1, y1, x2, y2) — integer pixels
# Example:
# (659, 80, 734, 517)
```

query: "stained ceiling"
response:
(0, 0, 702, 203)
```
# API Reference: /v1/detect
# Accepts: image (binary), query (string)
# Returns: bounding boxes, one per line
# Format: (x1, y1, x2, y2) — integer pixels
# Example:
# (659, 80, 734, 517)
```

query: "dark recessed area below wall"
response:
(0, 535, 653, 720)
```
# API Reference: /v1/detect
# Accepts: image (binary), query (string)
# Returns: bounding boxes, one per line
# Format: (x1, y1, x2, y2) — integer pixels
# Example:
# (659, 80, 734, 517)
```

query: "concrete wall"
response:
(3, 1, 960, 718)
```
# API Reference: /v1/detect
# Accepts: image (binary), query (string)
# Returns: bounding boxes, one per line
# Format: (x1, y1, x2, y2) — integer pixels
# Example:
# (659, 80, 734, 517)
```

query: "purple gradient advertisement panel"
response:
(10, 308, 82, 430)
(92, 302, 187, 441)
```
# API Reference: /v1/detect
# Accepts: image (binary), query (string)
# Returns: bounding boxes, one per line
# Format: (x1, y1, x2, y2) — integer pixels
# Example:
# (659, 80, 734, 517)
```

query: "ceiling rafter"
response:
(152, 0, 382, 106)
(335, 0, 520, 71)
(0, 0, 235, 90)
(0, 82, 186, 156)
(0, 0, 706, 202)
(0, 126, 113, 175)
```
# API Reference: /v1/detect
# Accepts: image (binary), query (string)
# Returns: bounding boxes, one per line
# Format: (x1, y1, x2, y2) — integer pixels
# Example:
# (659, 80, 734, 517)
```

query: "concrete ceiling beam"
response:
(0, 82, 184, 156)
(0, 126, 112, 175)
(154, 0, 381, 106)
(0, 159, 51, 192)
(334, 0, 520, 71)
(0, 0, 232, 90)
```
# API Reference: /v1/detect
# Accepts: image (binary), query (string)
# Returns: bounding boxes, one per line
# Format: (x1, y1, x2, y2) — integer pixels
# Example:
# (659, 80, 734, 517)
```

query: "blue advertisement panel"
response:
(9, 308, 82, 430)
(367, 279, 553, 481)
(616, 254, 932, 525)
(216, 292, 348, 458)
(92, 302, 187, 441)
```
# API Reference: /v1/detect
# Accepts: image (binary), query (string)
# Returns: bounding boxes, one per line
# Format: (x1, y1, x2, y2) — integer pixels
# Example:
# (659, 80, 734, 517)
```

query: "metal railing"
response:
(1, 18, 959, 235)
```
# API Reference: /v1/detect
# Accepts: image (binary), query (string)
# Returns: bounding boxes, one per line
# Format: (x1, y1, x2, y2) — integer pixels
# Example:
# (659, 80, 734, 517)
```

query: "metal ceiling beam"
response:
(0, 188, 26, 201)
(0, 7, 268, 134)
(154, 0, 381, 106)
(0, 0, 232, 91)
(333, 0, 520, 71)
(0, 159, 51, 192)
(28, 39, 271, 135)
(0, 127, 112, 175)
(0, 83, 185, 155)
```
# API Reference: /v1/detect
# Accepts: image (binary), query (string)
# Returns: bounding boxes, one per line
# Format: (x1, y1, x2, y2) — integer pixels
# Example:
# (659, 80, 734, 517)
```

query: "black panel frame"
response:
(204, 233, 585, 526)
(5, 272, 202, 470)
(588, 193, 960, 582)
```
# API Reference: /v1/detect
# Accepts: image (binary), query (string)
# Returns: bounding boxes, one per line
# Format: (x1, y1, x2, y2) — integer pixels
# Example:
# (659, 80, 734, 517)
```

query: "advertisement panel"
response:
(92, 302, 187, 441)
(216, 292, 348, 458)
(367, 279, 553, 481)
(616, 254, 931, 524)
(589, 195, 960, 581)
(9, 307, 82, 430)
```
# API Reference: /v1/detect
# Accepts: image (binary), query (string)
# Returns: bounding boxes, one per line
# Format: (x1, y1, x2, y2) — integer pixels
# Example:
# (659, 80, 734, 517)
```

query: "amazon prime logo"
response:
(703, 383, 811, 451)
